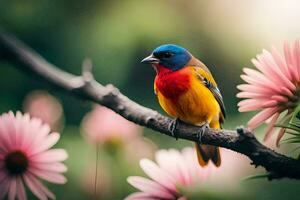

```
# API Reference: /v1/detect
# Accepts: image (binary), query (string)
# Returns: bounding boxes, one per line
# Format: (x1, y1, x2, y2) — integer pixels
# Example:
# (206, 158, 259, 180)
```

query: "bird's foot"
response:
(197, 123, 210, 144)
(169, 118, 180, 140)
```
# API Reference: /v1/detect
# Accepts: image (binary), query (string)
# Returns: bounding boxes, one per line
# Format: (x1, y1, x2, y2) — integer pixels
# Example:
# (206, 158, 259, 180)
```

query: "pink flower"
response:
(237, 41, 300, 144)
(81, 105, 142, 145)
(125, 147, 212, 200)
(0, 111, 68, 200)
(23, 91, 63, 131)
(126, 147, 254, 199)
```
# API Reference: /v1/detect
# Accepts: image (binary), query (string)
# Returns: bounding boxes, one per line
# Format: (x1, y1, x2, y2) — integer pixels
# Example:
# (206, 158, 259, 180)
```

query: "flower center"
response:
(4, 151, 29, 175)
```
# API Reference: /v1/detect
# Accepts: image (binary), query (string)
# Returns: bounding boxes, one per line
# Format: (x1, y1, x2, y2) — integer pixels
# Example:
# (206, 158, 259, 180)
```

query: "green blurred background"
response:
(1, 0, 300, 199)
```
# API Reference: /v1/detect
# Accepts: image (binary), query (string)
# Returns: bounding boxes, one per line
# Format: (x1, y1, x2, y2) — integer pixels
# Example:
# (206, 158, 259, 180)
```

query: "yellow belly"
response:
(157, 77, 220, 126)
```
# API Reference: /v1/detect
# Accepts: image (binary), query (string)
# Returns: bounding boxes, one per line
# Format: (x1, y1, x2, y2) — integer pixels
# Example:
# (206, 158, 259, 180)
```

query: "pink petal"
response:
(30, 149, 68, 163)
(155, 150, 173, 171)
(238, 100, 266, 112)
(6, 113, 18, 148)
(24, 123, 51, 152)
(240, 74, 260, 85)
(240, 74, 280, 93)
(139, 159, 177, 192)
(16, 177, 27, 200)
(155, 150, 181, 182)
(261, 100, 278, 108)
(276, 128, 286, 146)
(124, 192, 157, 200)
(8, 178, 17, 200)
(252, 57, 277, 82)
(249, 68, 288, 94)
(261, 50, 296, 91)
(0, 170, 8, 182)
(279, 87, 294, 97)
(237, 84, 274, 94)
(17, 113, 32, 150)
(127, 176, 174, 199)
(23, 173, 55, 200)
(236, 91, 268, 99)
(0, 177, 10, 199)
(238, 99, 278, 111)
(23, 174, 47, 200)
(243, 68, 274, 87)
(289, 42, 299, 81)
(31, 162, 67, 173)
(248, 108, 280, 130)
(284, 42, 298, 81)
(264, 113, 280, 142)
(156, 149, 190, 185)
(253, 56, 291, 91)
(294, 41, 300, 81)
(238, 105, 262, 112)
(271, 95, 288, 103)
(181, 148, 200, 182)
(271, 46, 291, 80)
(21, 118, 46, 152)
(29, 133, 60, 156)
(0, 115, 14, 151)
(29, 169, 67, 184)
(14, 112, 24, 147)
(238, 99, 264, 107)
(168, 149, 191, 185)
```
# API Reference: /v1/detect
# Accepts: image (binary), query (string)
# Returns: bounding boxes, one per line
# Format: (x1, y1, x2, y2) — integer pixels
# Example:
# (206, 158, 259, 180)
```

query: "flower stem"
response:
(94, 143, 100, 199)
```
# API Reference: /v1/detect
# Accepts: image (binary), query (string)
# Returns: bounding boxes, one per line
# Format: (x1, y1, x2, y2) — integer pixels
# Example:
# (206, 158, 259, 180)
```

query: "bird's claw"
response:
(169, 119, 179, 140)
(197, 123, 209, 144)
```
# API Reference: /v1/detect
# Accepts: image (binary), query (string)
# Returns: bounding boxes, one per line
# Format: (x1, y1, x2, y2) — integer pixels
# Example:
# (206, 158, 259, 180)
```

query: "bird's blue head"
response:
(141, 44, 192, 71)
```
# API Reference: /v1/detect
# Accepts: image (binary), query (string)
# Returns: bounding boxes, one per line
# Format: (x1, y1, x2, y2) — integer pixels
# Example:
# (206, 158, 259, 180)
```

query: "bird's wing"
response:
(189, 58, 226, 122)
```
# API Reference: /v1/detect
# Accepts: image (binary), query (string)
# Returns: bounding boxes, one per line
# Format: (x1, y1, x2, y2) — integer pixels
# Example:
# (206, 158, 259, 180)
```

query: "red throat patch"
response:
(154, 64, 191, 100)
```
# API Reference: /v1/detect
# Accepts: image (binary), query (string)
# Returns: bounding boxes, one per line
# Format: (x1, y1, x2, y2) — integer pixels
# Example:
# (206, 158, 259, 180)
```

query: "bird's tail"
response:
(195, 143, 221, 167)
(195, 121, 221, 167)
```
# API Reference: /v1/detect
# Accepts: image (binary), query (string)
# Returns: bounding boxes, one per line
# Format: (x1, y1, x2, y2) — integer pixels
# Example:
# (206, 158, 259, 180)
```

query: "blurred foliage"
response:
(1, 0, 300, 199)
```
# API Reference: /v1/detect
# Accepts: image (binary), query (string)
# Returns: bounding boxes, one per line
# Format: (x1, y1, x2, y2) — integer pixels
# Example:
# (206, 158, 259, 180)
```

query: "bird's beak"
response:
(141, 54, 159, 64)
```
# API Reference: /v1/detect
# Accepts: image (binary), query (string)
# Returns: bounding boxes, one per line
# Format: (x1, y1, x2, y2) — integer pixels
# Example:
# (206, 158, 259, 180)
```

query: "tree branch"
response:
(1, 29, 300, 180)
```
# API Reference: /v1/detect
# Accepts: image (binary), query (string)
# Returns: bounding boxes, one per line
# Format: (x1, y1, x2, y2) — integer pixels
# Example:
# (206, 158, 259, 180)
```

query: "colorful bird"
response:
(141, 44, 226, 167)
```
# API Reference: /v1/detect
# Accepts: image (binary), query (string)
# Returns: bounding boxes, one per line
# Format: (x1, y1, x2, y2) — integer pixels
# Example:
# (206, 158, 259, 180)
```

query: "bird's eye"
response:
(163, 52, 174, 58)
(154, 52, 174, 59)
